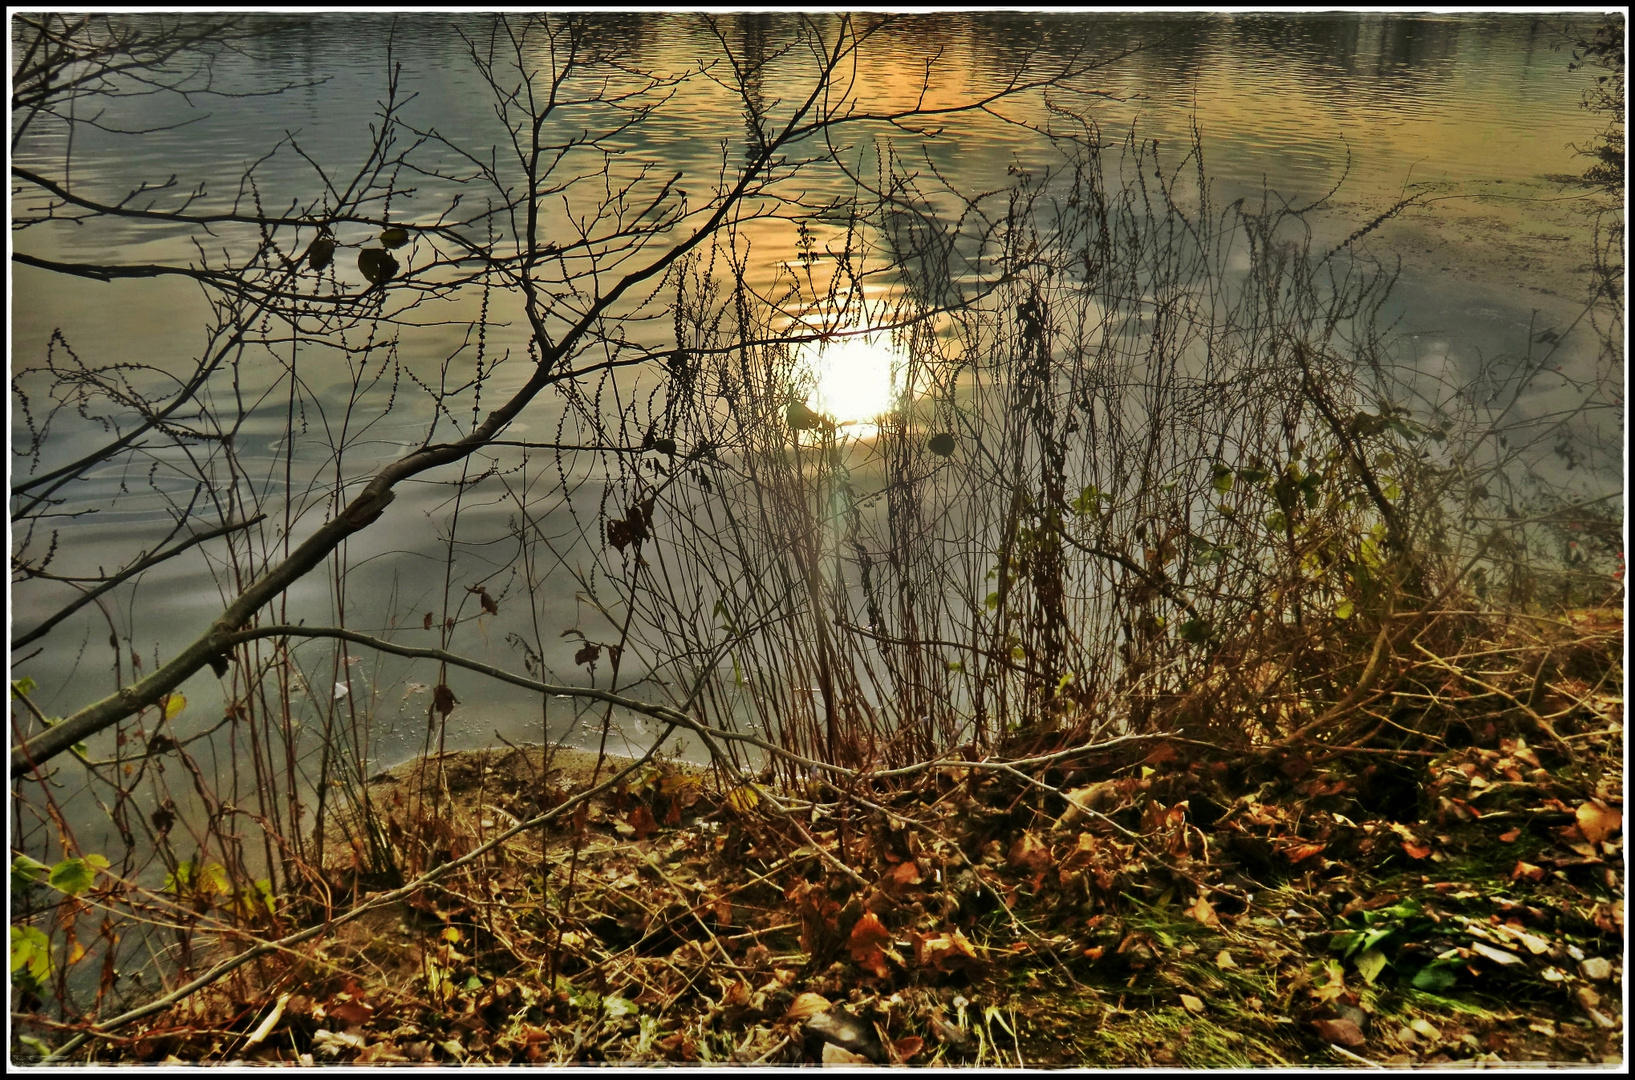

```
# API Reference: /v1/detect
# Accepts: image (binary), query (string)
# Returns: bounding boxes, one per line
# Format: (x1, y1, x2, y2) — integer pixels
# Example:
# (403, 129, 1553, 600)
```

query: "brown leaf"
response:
(1312, 1017, 1367, 1048)
(626, 804, 657, 841)
(1401, 839, 1432, 860)
(422, 612, 434, 631)
(783, 991, 832, 1023)
(477, 588, 499, 616)
(574, 643, 600, 667)
(1007, 830, 1051, 872)
(1576, 799, 1621, 844)
(787, 881, 840, 955)
(1186, 893, 1220, 927)
(327, 998, 374, 1027)
(1511, 860, 1545, 882)
(606, 500, 654, 552)
(1498, 827, 1522, 843)
(888, 1036, 924, 1064)
(432, 684, 457, 719)
(914, 928, 979, 973)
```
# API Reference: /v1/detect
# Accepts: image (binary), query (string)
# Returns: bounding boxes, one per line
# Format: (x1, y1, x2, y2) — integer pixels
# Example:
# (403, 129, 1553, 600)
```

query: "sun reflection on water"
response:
(797, 326, 907, 436)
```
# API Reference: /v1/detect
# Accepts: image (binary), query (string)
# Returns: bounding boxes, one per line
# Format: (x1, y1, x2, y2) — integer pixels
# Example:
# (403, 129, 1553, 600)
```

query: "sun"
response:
(799, 327, 905, 431)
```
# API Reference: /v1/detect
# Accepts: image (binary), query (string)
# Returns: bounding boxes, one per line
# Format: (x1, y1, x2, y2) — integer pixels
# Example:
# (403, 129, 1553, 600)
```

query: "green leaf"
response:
(11, 676, 38, 697)
(1299, 473, 1323, 509)
(1334, 599, 1355, 620)
(1265, 511, 1287, 533)
(1177, 619, 1212, 645)
(11, 925, 53, 986)
(1072, 485, 1107, 516)
(163, 861, 229, 897)
(1379, 898, 1423, 920)
(49, 856, 100, 897)
(1211, 463, 1233, 495)
(379, 226, 410, 249)
(1411, 961, 1459, 992)
(161, 693, 186, 721)
(1360, 926, 1394, 953)
(16, 1035, 53, 1060)
(11, 854, 50, 893)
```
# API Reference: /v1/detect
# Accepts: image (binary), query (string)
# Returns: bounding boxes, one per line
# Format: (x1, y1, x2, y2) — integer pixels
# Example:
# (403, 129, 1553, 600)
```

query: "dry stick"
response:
(11, 514, 267, 650)
(1407, 641, 1579, 764)
(39, 727, 676, 1063)
(1273, 592, 1397, 748)
(205, 624, 1178, 793)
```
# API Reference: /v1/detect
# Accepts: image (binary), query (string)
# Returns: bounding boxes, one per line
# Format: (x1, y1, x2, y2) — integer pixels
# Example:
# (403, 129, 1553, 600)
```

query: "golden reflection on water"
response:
(796, 325, 909, 435)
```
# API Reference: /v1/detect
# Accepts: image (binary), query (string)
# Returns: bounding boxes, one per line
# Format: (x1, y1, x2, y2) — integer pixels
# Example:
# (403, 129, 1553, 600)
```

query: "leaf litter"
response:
(17, 613, 1623, 1066)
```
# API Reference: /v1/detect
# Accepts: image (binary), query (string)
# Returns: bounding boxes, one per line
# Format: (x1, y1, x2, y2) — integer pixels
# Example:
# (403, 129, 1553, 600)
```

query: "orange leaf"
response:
(1511, 860, 1545, 882)
(848, 912, 894, 977)
(1576, 799, 1621, 844)
(1284, 842, 1326, 863)
(1401, 839, 1432, 860)
(1186, 893, 1219, 928)
(1498, 827, 1521, 843)
(884, 859, 923, 889)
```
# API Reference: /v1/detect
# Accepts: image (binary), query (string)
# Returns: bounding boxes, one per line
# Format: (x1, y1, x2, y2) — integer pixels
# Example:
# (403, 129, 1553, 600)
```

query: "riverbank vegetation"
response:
(10, 12, 1624, 1066)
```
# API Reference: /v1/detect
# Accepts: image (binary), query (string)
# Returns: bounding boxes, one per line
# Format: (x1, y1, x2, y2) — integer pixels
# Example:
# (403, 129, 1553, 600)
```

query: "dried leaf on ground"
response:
(1312, 1017, 1367, 1048)
(1576, 799, 1621, 844)
(848, 911, 895, 977)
